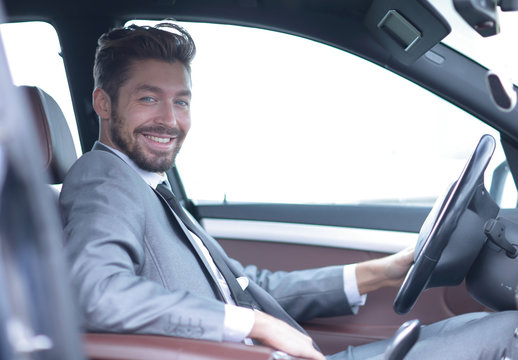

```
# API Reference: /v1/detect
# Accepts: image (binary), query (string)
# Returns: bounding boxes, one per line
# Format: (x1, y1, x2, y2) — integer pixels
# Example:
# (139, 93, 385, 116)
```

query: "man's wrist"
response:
(355, 258, 388, 295)
(343, 264, 367, 312)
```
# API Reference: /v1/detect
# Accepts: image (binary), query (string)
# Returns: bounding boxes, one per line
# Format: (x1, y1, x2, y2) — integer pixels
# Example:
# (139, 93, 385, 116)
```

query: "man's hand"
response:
(356, 246, 414, 295)
(249, 310, 325, 360)
(381, 246, 415, 286)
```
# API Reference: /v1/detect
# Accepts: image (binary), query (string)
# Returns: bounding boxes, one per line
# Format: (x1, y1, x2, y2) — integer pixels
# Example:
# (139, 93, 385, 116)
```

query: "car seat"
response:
(21, 85, 77, 184)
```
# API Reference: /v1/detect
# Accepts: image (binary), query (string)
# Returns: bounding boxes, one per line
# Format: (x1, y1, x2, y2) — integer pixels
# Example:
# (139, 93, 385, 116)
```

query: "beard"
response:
(109, 110, 185, 173)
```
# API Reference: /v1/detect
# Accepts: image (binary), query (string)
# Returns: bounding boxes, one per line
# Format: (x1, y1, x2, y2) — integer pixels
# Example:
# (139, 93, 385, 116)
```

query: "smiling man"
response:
(60, 22, 518, 360)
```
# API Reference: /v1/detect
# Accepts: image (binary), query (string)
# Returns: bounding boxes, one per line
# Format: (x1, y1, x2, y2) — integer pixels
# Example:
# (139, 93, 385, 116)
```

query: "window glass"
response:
(0, 21, 81, 155)
(129, 21, 517, 208)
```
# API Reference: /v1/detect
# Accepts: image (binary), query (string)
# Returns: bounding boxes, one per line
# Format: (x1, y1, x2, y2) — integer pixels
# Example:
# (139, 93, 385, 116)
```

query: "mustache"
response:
(134, 125, 184, 137)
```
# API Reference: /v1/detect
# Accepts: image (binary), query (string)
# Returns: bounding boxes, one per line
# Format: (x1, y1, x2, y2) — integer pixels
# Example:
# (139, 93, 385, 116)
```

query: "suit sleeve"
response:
(60, 152, 226, 341)
(228, 259, 355, 322)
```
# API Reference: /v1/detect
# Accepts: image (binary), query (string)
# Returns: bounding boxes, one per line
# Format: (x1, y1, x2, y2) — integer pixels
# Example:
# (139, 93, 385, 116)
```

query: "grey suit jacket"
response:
(60, 142, 354, 342)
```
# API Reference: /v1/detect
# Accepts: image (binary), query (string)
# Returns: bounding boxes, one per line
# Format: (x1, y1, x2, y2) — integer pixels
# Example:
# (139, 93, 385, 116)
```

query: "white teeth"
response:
(145, 135, 170, 143)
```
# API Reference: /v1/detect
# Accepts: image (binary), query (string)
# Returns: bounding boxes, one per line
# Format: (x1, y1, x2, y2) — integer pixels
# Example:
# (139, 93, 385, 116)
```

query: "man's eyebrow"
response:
(134, 85, 191, 97)
(135, 84, 163, 94)
(177, 89, 192, 98)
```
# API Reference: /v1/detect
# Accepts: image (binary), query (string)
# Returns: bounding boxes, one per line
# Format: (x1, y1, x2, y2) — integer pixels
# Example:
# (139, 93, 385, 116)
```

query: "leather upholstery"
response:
(84, 333, 275, 360)
(22, 85, 77, 184)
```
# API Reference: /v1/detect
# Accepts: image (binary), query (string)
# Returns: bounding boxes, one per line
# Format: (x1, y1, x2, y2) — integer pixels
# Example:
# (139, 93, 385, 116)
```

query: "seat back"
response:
(22, 85, 78, 184)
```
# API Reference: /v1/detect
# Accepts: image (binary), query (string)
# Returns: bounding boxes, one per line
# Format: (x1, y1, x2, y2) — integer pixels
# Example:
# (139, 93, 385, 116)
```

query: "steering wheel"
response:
(393, 134, 497, 314)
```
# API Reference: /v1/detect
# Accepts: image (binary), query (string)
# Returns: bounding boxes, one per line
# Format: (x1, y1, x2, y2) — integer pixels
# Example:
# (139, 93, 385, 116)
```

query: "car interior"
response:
(1, 0, 518, 359)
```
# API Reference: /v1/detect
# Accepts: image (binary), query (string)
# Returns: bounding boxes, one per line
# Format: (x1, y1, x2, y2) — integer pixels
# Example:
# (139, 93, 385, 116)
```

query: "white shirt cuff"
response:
(343, 264, 367, 314)
(222, 304, 255, 342)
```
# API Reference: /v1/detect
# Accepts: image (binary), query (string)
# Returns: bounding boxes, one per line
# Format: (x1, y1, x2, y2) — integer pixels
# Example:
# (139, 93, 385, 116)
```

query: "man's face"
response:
(99, 59, 192, 172)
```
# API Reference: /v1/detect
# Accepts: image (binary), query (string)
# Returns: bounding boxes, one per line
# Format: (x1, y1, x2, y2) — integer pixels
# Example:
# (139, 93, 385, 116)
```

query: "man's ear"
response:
(93, 88, 112, 120)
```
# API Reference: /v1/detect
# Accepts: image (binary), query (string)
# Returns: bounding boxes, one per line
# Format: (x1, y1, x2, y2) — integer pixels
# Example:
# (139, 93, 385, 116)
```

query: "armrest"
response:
(84, 333, 274, 360)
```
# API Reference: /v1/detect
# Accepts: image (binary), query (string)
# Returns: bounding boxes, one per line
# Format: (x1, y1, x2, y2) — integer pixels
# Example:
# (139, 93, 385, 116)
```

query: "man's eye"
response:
(140, 96, 156, 103)
(176, 99, 190, 107)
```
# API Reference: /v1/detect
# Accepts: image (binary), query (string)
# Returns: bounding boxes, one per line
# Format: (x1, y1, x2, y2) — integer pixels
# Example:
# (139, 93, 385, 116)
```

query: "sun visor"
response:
(365, 0, 451, 65)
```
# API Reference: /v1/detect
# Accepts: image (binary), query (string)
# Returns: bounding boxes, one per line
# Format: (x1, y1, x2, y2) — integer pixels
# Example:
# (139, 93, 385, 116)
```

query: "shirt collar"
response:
(100, 143, 168, 189)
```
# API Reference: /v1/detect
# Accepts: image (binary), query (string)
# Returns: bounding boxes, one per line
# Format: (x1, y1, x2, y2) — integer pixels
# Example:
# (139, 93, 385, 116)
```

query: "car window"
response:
(141, 21, 518, 208)
(0, 21, 81, 155)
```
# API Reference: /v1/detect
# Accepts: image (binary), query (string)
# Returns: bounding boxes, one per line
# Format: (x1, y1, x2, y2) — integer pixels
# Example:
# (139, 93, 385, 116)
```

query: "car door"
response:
(166, 21, 516, 354)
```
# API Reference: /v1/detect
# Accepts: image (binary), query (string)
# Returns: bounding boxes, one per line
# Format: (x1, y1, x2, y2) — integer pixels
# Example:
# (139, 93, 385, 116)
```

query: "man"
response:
(60, 23, 518, 360)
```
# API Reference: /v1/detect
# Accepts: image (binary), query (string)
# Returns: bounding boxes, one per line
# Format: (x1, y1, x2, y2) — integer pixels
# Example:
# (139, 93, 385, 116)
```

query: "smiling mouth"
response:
(144, 135, 172, 144)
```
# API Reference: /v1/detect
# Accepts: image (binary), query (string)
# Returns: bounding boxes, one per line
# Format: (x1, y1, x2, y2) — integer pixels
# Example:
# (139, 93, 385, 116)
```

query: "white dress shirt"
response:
(104, 144, 366, 343)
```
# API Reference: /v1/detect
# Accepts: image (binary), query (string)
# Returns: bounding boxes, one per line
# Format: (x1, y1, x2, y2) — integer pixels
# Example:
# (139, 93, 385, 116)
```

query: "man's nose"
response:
(159, 102, 177, 126)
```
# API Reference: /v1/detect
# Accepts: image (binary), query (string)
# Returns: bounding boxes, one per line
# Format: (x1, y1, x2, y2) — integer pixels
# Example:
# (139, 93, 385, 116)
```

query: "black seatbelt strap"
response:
(155, 183, 258, 310)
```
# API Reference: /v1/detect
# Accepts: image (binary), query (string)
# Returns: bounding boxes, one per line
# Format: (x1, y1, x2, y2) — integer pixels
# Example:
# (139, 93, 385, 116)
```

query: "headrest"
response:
(22, 86, 78, 184)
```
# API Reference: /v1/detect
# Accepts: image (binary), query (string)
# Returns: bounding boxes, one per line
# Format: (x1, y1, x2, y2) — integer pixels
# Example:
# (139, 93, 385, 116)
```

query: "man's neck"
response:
(98, 141, 167, 188)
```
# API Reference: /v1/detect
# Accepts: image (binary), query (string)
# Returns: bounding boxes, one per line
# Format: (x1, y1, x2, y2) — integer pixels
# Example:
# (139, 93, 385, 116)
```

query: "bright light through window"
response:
(128, 21, 513, 206)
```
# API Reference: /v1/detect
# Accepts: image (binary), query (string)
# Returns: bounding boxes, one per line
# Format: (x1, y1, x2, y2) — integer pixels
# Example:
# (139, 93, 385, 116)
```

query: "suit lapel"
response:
(154, 187, 226, 300)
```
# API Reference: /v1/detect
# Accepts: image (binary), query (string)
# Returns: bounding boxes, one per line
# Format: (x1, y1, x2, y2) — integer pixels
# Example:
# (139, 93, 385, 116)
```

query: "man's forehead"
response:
(123, 59, 192, 91)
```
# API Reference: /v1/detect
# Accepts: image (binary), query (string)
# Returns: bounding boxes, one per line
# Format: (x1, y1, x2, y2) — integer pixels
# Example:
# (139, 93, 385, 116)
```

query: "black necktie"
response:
(155, 183, 258, 310)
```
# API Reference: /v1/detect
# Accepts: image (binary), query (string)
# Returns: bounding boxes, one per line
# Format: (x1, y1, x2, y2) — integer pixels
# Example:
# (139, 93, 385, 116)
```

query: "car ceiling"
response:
(3, 0, 380, 59)
(3, 0, 518, 152)
(3, 0, 371, 17)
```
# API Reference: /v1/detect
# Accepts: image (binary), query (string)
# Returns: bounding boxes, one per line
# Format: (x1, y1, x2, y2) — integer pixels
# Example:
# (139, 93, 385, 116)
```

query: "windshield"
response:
(430, 0, 518, 85)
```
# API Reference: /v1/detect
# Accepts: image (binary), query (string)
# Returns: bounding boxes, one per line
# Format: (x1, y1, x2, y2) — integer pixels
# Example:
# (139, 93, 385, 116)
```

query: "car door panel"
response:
(198, 203, 486, 354)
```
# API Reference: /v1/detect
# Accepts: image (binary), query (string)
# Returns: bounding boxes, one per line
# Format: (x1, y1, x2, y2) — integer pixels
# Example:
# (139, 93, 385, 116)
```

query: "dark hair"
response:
(93, 22, 196, 104)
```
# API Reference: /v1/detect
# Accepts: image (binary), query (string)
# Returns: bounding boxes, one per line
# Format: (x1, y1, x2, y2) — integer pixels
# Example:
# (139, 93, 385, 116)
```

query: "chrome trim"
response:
(202, 219, 417, 253)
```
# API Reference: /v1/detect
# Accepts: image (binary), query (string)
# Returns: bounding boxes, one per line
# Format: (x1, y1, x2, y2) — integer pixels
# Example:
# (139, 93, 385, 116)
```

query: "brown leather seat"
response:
(21, 85, 78, 184)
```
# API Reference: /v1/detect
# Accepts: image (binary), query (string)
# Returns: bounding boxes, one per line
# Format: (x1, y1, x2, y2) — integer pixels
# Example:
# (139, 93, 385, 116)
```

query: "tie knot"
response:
(156, 183, 175, 201)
